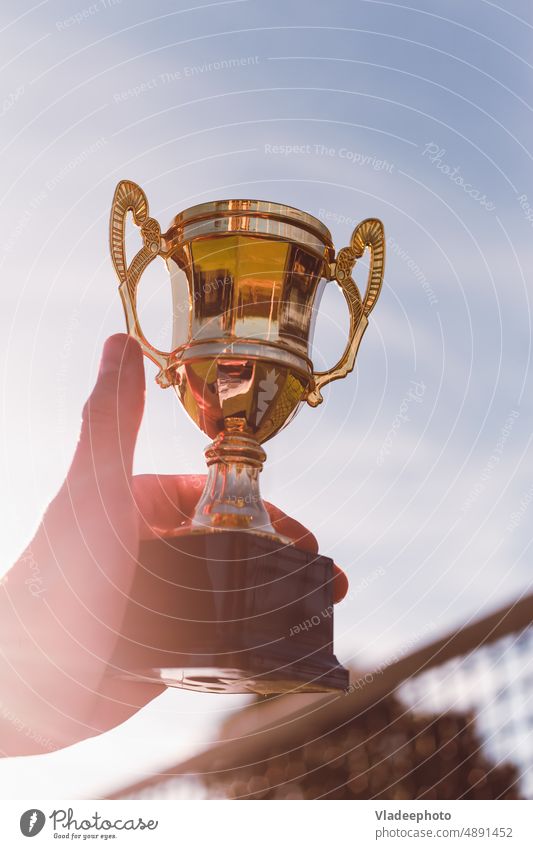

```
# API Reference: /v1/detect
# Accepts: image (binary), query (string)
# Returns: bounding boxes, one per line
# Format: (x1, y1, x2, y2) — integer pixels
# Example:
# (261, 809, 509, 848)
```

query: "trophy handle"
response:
(307, 218, 385, 407)
(109, 180, 173, 387)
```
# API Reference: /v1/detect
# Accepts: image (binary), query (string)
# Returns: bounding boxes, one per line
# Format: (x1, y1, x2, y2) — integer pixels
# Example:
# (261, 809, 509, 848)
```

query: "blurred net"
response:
(110, 596, 533, 800)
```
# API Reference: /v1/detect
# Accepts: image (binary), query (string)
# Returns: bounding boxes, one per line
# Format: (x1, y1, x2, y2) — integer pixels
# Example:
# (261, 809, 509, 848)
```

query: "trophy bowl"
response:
(108, 181, 385, 694)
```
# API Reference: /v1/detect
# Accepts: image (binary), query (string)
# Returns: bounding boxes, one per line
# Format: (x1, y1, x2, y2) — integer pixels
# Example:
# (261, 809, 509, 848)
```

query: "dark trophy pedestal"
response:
(111, 532, 349, 694)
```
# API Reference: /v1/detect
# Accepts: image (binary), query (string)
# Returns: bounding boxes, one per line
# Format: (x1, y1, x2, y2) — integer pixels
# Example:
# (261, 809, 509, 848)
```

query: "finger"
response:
(265, 503, 349, 604)
(133, 477, 350, 604)
(133, 474, 206, 538)
(90, 677, 166, 735)
(332, 564, 349, 604)
(264, 501, 319, 553)
(133, 481, 319, 544)
(69, 334, 145, 480)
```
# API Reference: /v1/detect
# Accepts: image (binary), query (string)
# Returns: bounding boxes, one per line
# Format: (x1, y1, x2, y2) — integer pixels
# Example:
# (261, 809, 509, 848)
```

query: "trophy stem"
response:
(190, 430, 276, 535)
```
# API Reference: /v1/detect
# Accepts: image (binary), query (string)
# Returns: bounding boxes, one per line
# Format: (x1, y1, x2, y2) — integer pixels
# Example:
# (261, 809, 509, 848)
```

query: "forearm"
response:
(0, 549, 100, 756)
(0, 336, 156, 757)
(0, 493, 135, 756)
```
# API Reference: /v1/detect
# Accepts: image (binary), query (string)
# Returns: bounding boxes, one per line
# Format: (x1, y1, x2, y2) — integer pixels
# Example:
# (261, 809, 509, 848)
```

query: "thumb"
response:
(69, 334, 145, 480)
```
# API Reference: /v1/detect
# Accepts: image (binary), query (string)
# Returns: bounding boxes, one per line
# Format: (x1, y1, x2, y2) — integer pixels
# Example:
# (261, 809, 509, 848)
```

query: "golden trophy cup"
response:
(109, 180, 385, 694)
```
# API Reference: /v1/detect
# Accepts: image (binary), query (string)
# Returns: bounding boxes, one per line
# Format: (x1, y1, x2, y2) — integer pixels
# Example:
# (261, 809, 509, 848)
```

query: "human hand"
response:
(0, 334, 347, 756)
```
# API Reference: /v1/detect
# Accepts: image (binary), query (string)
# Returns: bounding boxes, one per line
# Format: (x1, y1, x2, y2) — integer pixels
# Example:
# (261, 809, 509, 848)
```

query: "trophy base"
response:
(110, 531, 349, 694)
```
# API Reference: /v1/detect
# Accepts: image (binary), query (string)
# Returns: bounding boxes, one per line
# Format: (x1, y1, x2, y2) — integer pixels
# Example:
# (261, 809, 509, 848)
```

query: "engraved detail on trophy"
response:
(256, 369, 279, 425)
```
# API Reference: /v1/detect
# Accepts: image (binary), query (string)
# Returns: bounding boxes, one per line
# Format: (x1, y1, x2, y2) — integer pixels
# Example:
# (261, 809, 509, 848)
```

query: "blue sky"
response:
(0, 0, 532, 797)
